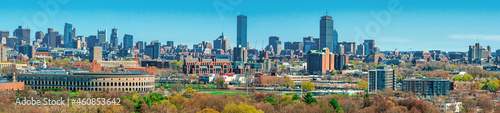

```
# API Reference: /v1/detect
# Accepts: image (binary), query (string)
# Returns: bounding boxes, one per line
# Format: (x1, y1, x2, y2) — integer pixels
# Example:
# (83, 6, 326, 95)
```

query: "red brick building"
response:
(183, 58, 232, 75)
(0, 82, 24, 91)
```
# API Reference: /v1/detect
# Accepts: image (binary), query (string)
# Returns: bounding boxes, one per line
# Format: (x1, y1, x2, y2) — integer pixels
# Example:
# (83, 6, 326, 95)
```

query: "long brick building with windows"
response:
(183, 58, 232, 75)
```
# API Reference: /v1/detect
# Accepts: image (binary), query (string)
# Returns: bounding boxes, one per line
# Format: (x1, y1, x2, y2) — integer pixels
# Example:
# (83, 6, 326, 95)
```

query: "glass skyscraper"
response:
(123, 34, 133, 50)
(64, 23, 73, 48)
(320, 14, 338, 53)
(237, 15, 247, 48)
(98, 29, 107, 44)
(110, 28, 118, 49)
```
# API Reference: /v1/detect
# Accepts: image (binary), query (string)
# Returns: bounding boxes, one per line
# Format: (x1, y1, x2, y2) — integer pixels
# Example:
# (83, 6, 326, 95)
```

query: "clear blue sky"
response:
(0, 0, 499, 52)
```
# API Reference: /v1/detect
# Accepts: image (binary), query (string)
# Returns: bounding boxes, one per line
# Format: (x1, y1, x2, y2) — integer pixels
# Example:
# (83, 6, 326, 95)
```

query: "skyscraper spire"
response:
(326, 9, 328, 16)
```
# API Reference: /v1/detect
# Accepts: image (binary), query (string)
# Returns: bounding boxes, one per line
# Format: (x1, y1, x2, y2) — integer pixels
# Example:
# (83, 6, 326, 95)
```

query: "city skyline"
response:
(0, 0, 500, 51)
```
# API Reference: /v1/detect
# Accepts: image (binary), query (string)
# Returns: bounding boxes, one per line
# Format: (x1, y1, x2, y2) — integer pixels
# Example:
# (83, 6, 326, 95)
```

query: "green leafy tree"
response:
(292, 94, 300, 101)
(302, 82, 315, 92)
(302, 92, 318, 104)
(329, 98, 344, 113)
(417, 74, 423, 77)
(265, 96, 278, 105)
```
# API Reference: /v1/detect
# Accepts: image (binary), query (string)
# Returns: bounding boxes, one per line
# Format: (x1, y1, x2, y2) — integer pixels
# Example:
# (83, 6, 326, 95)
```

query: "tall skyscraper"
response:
(47, 28, 59, 48)
(110, 28, 118, 49)
(98, 29, 107, 44)
(35, 31, 44, 40)
(123, 34, 133, 50)
(16, 45, 35, 58)
(86, 35, 98, 48)
(237, 15, 247, 48)
(64, 23, 73, 48)
(320, 14, 338, 53)
(364, 40, 375, 54)
(213, 32, 230, 52)
(56, 35, 63, 47)
(1, 31, 9, 43)
(269, 36, 282, 55)
(0, 44, 7, 61)
(14, 26, 30, 45)
(136, 41, 147, 53)
(90, 46, 103, 61)
(233, 45, 248, 63)
(146, 41, 161, 60)
(166, 41, 174, 47)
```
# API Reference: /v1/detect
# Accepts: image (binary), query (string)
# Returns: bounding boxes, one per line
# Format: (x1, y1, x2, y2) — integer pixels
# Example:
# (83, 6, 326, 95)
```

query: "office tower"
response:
(14, 26, 30, 45)
(6, 36, 18, 48)
(368, 66, 396, 92)
(72, 28, 76, 39)
(47, 28, 59, 48)
(56, 35, 63, 47)
(110, 28, 118, 49)
(468, 43, 490, 64)
(338, 41, 356, 55)
(284, 42, 293, 50)
(338, 44, 344, 54)
(136, 41, 147, 53)
(166, 41, 174, 47)
(320, 14, 338, 53)
(496, 49, 500, 57)
(123, 34, 133, 50)
(237, 15, 247, 48)
(269, 36, 282, 55)
(364, 40, 375, 54)
(307, 47, 349, 73)
(0, 31, 8, 38)
(213, 32, 230, 52)
(90, 46, 102, 61)
(16, 45, 35, 59)
(146, 41, 161, 60)
(0, 31, 8, 44)
(76, 36, 86, 49)
(64, 23, 73, 48)
(233, 45, 248, 63)
(334, 53, 348, 70)
(35, 31, 44, 40)
(303, 36, 313, 52)
(86, 35, 98, 48)
(0, 44, 6, 61)
(98, 29, 107, 44)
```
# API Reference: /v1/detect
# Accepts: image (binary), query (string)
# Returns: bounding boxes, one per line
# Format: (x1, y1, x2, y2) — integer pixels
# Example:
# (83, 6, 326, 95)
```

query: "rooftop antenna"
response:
(262, 40, 264, 50)
(255, 40, 257, 50)
(326, 10, 328, 16)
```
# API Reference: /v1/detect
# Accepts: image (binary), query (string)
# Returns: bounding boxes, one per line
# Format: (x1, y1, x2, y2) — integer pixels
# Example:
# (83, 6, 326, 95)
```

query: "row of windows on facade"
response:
(20, 76, 152, 81)
(31, 86, 151, 92)
(18, 80, 153, 87)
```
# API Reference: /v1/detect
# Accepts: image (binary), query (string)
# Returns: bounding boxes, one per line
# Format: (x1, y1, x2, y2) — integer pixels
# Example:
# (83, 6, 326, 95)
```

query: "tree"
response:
(292, 94, 300, 101)
(182, 88, 196, 97)
(486, 78, 499, 92)
(462, 99, 476, 112)
(279, 65, 286, 69)
(198, 108, 219, 113)
(302, 92, 317, 104)
(215, 77, 226, 89)
(302, 82, 315, 92)
(329, 98, 344, 113)
(283, 78, 295, 89)
(473, 81, 483, 90)
(357, 81, 368, 90)
(417, 74, 423, 77)
(280, 95, 293, 106)
(265, 96, 278, 105)
(222, 102, 263, 113)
